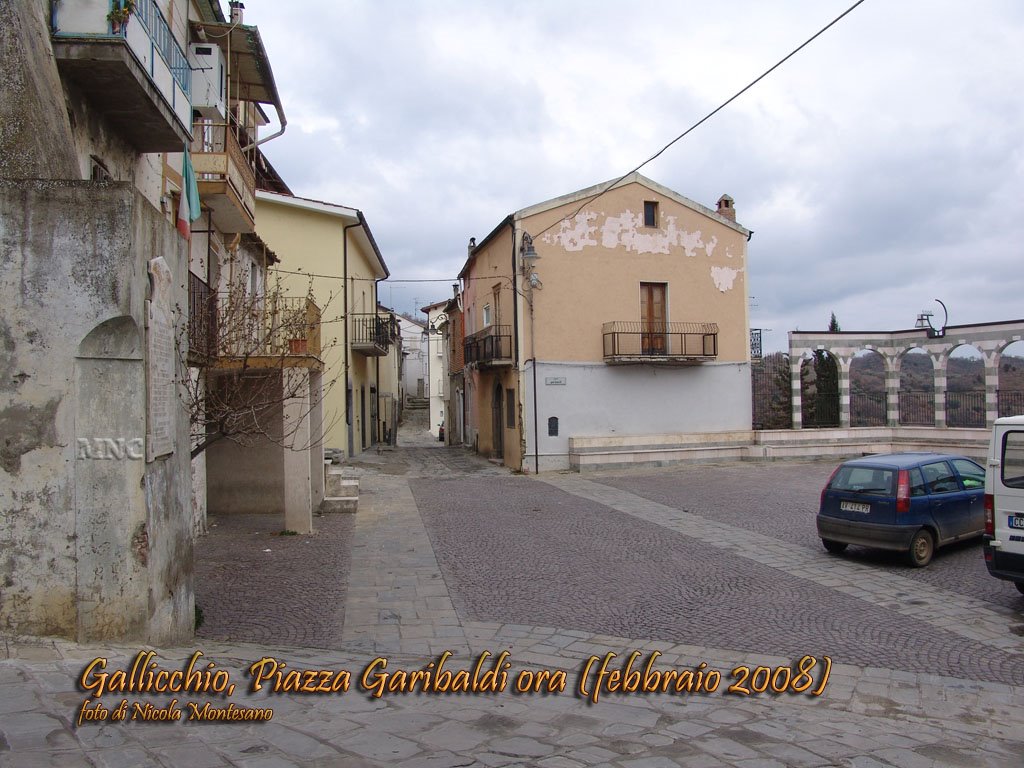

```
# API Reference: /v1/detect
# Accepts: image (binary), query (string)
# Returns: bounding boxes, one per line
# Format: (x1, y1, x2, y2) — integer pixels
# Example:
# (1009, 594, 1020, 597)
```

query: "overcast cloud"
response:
(251, 0, 1024, 353)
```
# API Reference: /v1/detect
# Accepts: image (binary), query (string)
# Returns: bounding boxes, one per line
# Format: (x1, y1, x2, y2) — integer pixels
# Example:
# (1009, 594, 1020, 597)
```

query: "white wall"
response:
(522, 360, 753, 471)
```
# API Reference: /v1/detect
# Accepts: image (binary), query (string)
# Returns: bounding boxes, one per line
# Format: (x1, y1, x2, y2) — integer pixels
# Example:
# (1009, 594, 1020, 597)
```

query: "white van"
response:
(983, 415, 1024, 593)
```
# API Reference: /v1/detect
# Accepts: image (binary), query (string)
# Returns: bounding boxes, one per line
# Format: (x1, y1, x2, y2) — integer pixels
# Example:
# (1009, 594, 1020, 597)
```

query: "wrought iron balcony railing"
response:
(602, 321, 718, 364)
(187, 272, 217, 365)
(464, 325, 512, 366)
(351, 313, 395, 356)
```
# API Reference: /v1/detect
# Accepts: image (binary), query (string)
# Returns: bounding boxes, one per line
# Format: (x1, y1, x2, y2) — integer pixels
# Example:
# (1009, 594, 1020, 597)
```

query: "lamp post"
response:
(915, 299, 948, 339)
(520, 232, 542, 474)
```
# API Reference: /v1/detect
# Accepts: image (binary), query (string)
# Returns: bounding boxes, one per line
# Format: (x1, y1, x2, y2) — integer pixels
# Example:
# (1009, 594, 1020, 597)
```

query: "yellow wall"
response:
(255, 196, 389, 455)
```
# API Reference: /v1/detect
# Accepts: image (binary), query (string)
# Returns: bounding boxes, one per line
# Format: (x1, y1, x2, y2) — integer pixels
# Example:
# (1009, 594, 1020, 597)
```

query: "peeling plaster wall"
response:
(0, 180, 192, 644)
(529, 181, 750, 364)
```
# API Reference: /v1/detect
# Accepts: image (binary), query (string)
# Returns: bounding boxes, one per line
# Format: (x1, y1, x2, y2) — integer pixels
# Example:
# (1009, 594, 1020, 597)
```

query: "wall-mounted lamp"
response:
(520, 232, 540, 275)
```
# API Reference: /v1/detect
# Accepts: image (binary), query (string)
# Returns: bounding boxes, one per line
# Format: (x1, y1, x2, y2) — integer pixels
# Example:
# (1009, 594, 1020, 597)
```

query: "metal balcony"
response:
(51, 0, 192, 151)
(351, 314, 394, 357)
(192, 121, 257, 233)
(212, 294, 322, 368)
(464, 325, 512, 367)
(602, 321, 718, 365)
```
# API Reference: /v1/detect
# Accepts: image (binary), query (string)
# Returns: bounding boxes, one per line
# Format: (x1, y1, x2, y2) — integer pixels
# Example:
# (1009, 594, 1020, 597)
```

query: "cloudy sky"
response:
(249, 0, 1023, 353)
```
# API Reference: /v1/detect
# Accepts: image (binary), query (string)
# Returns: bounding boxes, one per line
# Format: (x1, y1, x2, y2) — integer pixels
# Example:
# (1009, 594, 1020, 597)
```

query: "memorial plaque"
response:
(146, 257, 175, 461)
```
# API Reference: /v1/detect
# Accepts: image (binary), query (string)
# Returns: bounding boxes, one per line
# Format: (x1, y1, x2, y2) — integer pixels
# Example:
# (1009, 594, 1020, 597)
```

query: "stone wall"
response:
(0, 179, 193, 644)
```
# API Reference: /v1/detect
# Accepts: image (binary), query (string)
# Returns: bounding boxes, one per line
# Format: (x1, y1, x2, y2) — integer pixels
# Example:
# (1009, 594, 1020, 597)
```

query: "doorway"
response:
(640, 282, 667, 355)
(492, 381, 504, 459)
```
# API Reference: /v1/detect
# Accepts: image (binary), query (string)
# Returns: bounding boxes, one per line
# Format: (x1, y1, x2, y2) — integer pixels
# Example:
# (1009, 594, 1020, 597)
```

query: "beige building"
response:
(460, 173, 753, 472)
(255, 191, 398, 459)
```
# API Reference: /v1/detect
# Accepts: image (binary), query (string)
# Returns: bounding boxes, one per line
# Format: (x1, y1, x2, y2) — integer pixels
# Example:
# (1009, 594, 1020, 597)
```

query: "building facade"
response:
(460, 173, 753, 472)
(255, 191, 398, 459)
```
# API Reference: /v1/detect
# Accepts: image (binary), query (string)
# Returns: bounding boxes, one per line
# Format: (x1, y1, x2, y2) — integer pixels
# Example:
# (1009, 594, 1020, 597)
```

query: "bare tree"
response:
(180, 274, 340, 459)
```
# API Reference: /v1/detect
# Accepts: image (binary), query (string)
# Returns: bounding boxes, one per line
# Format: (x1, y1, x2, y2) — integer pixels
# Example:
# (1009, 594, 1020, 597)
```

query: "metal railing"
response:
(350, 314, 396, 352)
(898, 391, 935, 425)
(998, 390, 1024, 418)
(602, 321, 718, 360)
(850, 391, 887, 427)
(464, 325, 512, 365)
(134, 0, 191, 96)
(187, 272, 216, 363)
(945, 390, 986, 428)
(216, 294, 322, 360)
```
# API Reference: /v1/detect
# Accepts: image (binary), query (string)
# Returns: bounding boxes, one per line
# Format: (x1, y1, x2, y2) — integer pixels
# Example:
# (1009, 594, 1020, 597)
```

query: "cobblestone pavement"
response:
(3, 435, 1024, 767)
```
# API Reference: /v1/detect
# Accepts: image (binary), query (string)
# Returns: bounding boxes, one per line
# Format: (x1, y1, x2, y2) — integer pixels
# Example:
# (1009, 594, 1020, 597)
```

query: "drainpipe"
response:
(343, 221, 360, 456)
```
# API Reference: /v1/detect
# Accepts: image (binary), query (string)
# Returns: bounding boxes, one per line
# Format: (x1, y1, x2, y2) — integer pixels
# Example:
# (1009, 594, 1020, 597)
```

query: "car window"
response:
(950, 458, 985, 490)
(920, 461, 958, 494)
(908, 467, 928, 497)
(830, 466, 894, 496)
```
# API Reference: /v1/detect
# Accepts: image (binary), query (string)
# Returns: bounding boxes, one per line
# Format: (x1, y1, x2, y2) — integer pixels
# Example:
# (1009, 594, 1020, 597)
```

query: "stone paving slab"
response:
(3, 439, 1024, 766)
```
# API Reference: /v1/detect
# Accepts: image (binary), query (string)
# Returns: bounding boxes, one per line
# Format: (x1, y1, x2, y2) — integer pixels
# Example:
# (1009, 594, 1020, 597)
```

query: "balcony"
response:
(187, 272, 216, 366)
(602, 321, 718, 365)
(51, 0, 192, 151)
(464, 325, 512, 367)
(192, 121, 257, 233)
(211, 294, 323, 370)
(351, 314, 396, 357)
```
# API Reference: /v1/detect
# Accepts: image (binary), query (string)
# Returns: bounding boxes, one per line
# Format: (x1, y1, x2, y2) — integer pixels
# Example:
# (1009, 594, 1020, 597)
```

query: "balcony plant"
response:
(107, 0, 137, 33)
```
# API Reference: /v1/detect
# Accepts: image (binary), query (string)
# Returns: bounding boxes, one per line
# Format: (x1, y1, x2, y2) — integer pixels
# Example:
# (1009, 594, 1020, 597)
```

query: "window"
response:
(921, 461, 957, 494)
(643, 200, 658, 228)
(548, 417, 559, 437)
(506, 388, 515, 429)
(1002, 431, 1024, 489)
(482, 304, 492, 326)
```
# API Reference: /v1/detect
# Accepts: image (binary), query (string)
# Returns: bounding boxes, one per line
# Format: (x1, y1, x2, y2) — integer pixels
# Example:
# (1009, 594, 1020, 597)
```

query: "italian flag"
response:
(177, 146, 201, 239)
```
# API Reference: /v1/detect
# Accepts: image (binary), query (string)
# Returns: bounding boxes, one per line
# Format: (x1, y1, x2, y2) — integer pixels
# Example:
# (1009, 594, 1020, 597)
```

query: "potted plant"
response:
(107, 0, 137, 33)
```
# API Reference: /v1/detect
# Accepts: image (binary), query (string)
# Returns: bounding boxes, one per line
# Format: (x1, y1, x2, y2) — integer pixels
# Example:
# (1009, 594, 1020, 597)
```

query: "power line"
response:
(533, 0, 869, 242)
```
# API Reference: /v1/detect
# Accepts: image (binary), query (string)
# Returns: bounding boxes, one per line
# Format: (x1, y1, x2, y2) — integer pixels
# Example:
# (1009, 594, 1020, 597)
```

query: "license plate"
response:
(1009, 516, 1024, 530)
(841, 501, 871, 514)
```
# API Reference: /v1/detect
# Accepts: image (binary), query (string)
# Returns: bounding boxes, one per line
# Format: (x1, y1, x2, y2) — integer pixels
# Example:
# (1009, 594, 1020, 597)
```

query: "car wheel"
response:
(1014, 582, 1024, 596)
(822, 539, 848, 554)
(907, 528, 934, 567)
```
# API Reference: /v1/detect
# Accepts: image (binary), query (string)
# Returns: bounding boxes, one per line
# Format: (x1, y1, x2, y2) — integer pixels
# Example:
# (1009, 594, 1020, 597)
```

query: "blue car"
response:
(817, 452, 986, 567)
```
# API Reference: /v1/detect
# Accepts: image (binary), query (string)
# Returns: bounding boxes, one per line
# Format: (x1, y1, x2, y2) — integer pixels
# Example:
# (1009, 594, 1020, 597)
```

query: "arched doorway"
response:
(800, 350, 839, 427)
(850, 350, 886, 426)
(946, 344, 985, 428)
(998, 340, 1024, 417)
(492, 381, 504, 459)
(898, 347, 933, 425)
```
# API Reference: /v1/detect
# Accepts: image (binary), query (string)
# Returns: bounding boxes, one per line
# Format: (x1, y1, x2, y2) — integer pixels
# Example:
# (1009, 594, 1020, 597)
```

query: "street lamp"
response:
(915, 299, 948, 339)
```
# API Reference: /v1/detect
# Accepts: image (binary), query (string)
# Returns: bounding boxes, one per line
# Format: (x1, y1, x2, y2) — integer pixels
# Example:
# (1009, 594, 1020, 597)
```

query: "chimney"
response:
(467, 237, 476, 255)
(716, 194, 735, 221)
(229, 1, 244, 24)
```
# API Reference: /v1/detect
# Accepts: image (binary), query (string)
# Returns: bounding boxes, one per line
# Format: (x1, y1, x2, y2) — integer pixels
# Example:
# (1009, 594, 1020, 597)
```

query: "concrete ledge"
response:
(320, 496, 358, 514)
(568, 427, 990, 471)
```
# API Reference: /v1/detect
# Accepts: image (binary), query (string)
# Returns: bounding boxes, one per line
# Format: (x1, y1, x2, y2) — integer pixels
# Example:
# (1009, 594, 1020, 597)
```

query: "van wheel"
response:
(1014, 582, 1024, 596)
(907, 529, 934, 567)
(822, 539, 848, 554)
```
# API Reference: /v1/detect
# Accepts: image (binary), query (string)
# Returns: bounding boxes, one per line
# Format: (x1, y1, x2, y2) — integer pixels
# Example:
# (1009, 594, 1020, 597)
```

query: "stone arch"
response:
(73, 315, 147, 641)
(800, 349, 839, 428)
(850, 349, 886, 426)
(997, 339, 1024, 417)
(898, 347, 934, 425)
(945, 343, 985, 428)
